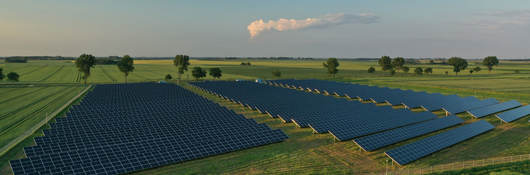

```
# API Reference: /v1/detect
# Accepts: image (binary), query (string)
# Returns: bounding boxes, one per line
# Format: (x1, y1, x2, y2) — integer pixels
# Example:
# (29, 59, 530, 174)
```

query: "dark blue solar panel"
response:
(10, 83, 287, 175)
(192, 81, 435, 142)
(495, 105, 530, 122)
(385, 120, 494, 165)
(468, 100, 522, 118)
(442, 98, 499, 114)
(353, 115, 464, 151)
(268, 79, 503, 114)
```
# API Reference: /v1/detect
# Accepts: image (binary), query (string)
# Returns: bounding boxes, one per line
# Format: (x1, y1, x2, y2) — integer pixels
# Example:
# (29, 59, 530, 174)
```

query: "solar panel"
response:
(10, 83, 287, 175)
(268, 79, 505, 115)
(353, 115, 464, 151)
(326, 111, 437, 141)
(384, 120, 494, 165)
(442, 98, 499, 115)
(191, 81, 439, 142)
(468, 100, 522, 118)
(495, 105, 530, 122)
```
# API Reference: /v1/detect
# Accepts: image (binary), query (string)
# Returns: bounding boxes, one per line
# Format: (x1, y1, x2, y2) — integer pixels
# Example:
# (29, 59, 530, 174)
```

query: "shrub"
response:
(367, 67, 375, 73)
(7, 72, 19, 81)
(165, 74, 172, 80)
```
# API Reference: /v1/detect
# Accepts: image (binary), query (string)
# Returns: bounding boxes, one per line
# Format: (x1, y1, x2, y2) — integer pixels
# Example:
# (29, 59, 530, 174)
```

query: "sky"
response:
(1, 0, 530, 58)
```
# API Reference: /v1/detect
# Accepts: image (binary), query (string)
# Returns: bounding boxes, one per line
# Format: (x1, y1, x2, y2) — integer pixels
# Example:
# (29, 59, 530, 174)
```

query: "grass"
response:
(0, 59, 528, 174)
(427, 160, 529, 175)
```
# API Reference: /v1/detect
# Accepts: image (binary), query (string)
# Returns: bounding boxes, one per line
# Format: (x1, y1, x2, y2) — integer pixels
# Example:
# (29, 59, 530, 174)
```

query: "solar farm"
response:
(1, 59, 529, 174)
(191, 79, 527, 166)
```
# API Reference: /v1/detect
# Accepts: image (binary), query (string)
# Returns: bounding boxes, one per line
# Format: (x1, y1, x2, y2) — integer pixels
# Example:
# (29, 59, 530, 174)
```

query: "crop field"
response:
(0, 59, 528, 174)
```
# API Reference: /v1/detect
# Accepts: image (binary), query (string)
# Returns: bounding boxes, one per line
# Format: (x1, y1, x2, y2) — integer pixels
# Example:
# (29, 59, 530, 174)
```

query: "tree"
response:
(191, 67, 206, 80)
(392, 57, 405, 71)
(7, 72, 19, 81)
(378, 56, 393, 71)
(367, 67, 375, 73)
(117, 55, 135, 83)
(445, 71, 449, 75)
(424, 67, 433, 74)
(272, 70, 282, 77)
(469, 70, 474, 74)
(390, 69, 396, 76)
(414, 67, 423, 75)
(209, 67, 222, 79)
(447, 57, 468, 75)
(165, 74, 172, 80)
(173, 55, 190, 80)
(323, 58, 339, 77)
(0, 68, 4, 80)
(482, 56, 499, 72)
(401, 66, 410, 73)
(75, 54, 96, 84)
(473, 66, 481, 73)
(514, 70, 520, 74)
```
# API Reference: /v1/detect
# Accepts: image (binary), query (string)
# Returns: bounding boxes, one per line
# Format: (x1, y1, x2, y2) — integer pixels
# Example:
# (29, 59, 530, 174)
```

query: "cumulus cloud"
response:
(247, 13, 379, 38)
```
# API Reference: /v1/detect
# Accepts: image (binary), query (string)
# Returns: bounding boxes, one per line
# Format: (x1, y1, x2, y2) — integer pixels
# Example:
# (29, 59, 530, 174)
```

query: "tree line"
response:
(319, 56, 500, 77)
(73, 54, 223, 84)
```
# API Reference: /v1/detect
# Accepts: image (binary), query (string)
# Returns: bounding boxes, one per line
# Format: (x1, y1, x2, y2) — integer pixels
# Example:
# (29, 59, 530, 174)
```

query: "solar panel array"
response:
(353, 115, 464, 151)
(192, 81, 437, 141)
(468, 100, 522, 118)
(269, 79, 499, 114)
(10, 83, 287, 175)
(495, 105, 530, 122)
(385, 120, 494, 165)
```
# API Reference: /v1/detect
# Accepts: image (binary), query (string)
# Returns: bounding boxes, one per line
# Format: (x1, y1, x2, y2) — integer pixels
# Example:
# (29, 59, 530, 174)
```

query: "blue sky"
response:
(1, 0, 529, 58)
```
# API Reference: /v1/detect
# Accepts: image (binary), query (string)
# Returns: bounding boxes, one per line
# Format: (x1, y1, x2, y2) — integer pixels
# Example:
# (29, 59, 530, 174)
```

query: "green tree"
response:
(482, 56, 499, 72)
(191, 67, 206, 80)
(209, 67, 222, 79)
(469, 70, 474, 74)
(401, 66, 410, 73)
(473, 66, 481, 73)
(414, 67, 423, 75)
(424, 67, 433, 74)
(75, 54, 96, 84)
(0, 68, 4, 80)
(117, 55, 135, 83)
(7, 72, 19, 81)
(173, 55, 190, 80)
(447, 57, 468, 75)
(272, 70, 282, 77)
(165, 74, 172, 80)
(323, 58, 339, 77)
(367, 67, 375, 73)
(378, 56, 393, 71)
(392, 57, 405, 71)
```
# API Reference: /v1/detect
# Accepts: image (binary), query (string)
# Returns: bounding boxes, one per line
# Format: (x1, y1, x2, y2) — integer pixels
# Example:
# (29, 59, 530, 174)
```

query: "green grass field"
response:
(0, 59, 528, 174)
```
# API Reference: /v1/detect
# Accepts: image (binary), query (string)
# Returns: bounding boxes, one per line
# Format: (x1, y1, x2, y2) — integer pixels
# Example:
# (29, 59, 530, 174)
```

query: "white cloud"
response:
(247, 13, 379, 38)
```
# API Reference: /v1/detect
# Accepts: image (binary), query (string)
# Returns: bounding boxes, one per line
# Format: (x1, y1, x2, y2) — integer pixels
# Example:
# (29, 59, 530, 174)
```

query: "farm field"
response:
(0, 59, 529, 174)
(2, 59, 530, 103)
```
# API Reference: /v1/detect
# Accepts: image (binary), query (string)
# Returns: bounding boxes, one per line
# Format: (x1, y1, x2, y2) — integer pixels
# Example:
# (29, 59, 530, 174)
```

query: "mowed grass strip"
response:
(0, 86, 83, 149)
